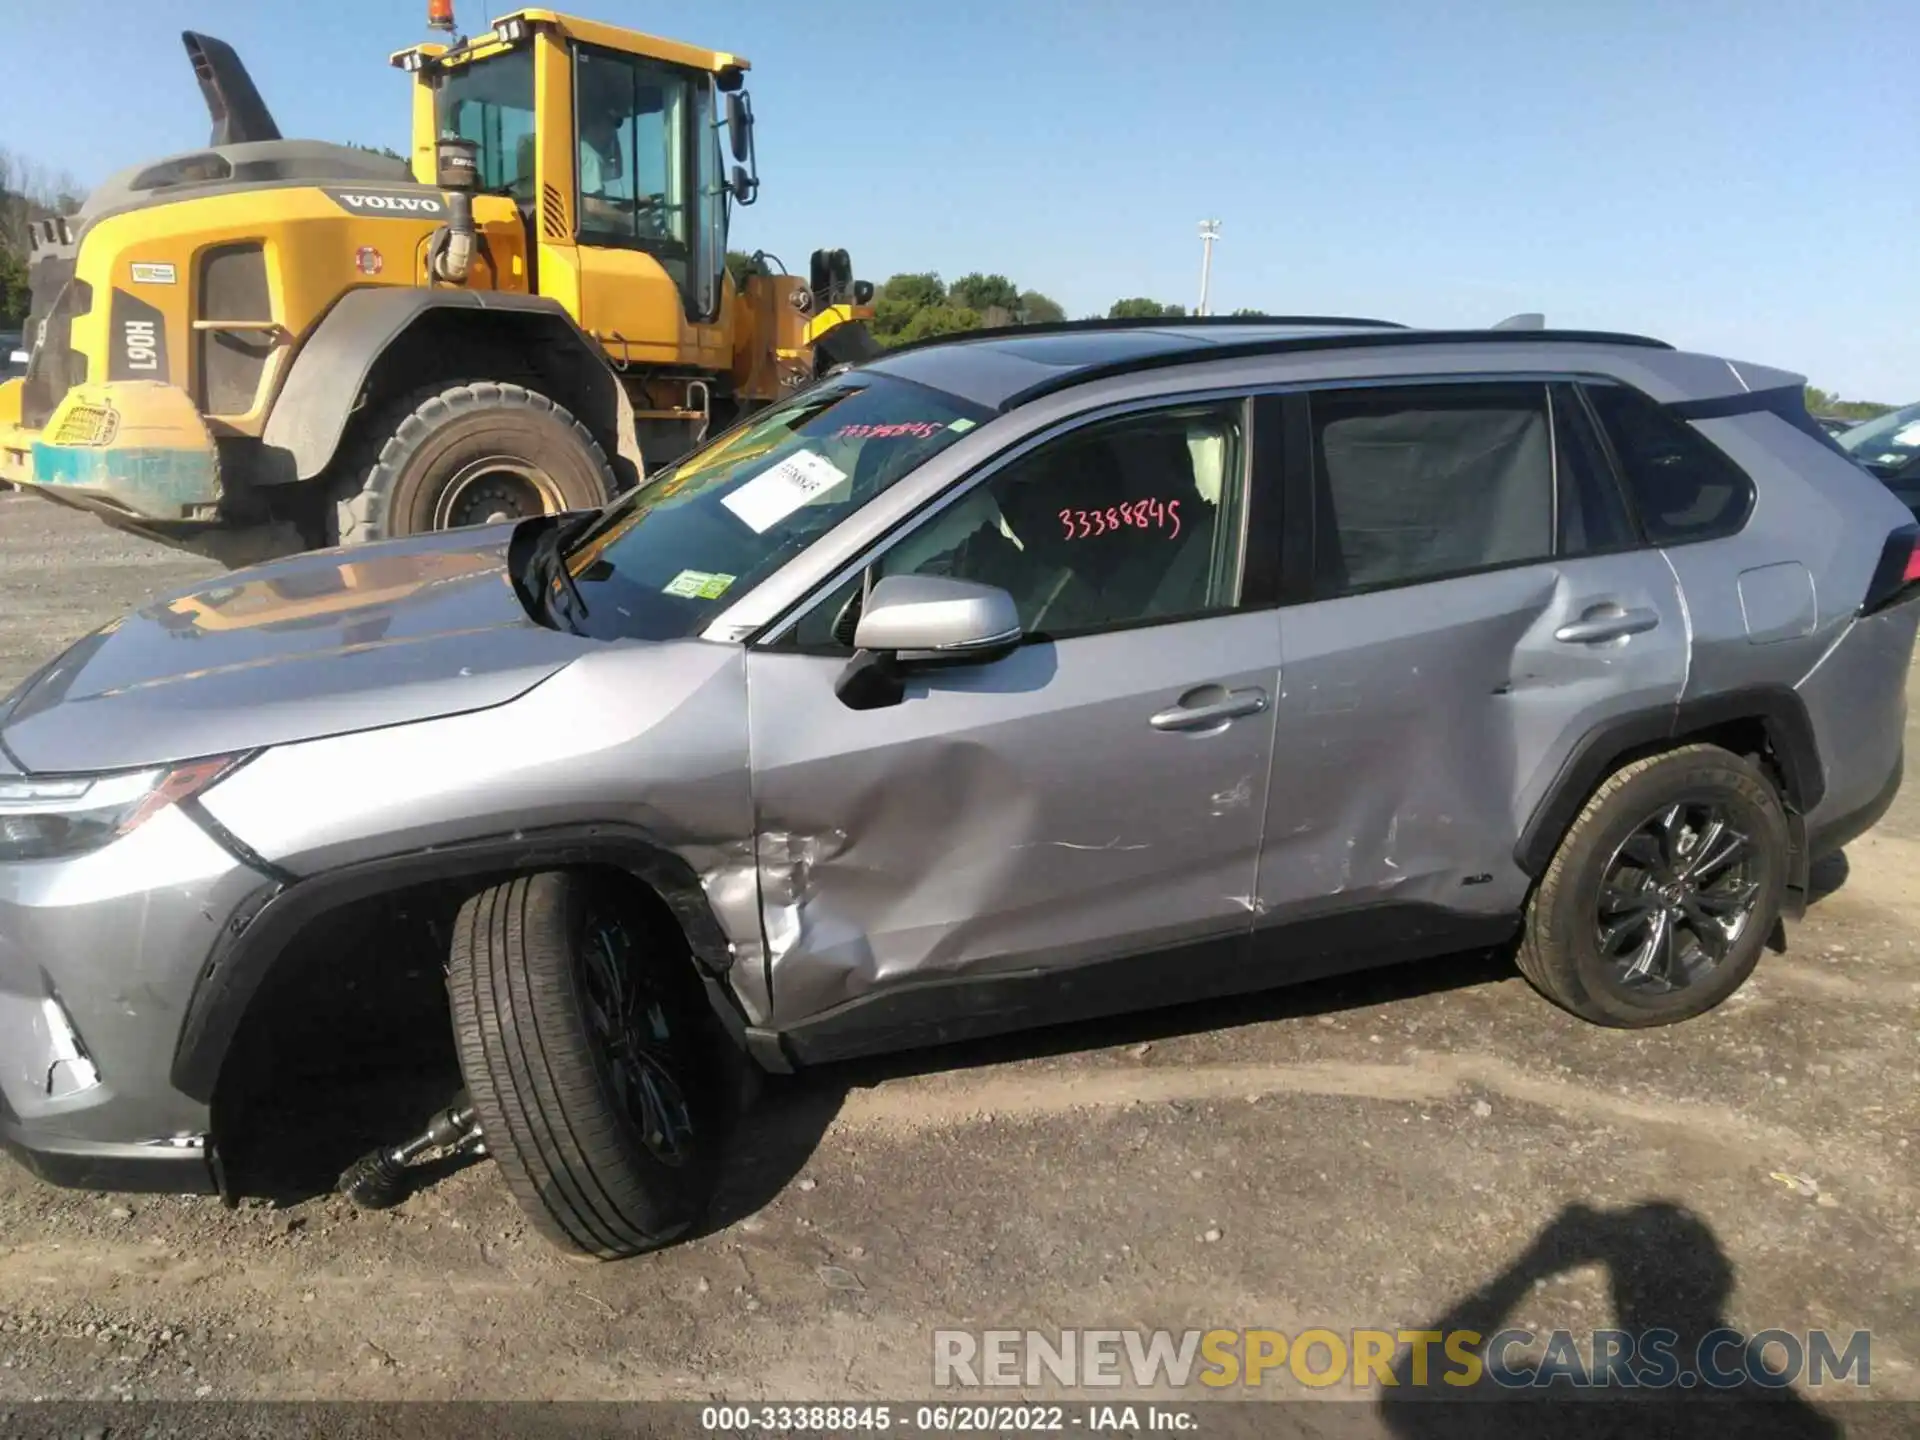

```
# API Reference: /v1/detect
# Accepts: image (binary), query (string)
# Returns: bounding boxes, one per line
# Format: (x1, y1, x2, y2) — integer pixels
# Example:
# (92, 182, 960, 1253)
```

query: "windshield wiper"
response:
(520, 513, 597, 634)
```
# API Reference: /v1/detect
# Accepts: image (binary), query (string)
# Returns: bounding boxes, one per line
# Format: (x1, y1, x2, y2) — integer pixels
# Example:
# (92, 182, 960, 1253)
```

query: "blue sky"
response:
(11, 0, 1916, 398)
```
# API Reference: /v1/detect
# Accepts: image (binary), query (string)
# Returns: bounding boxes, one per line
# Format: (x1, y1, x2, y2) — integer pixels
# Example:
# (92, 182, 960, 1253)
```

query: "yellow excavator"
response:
(0, 3, 880, 564)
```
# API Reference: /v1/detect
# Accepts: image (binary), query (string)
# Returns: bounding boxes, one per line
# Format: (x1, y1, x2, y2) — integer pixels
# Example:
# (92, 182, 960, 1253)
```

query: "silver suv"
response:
(3, 318, 1916, 1258)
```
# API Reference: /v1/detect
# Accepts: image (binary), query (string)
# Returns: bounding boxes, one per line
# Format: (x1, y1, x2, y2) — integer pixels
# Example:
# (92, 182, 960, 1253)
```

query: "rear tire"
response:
(446, 871, 724, 1259)
(332, 381, 616, 546)
(1517, 744, 1788, 1027)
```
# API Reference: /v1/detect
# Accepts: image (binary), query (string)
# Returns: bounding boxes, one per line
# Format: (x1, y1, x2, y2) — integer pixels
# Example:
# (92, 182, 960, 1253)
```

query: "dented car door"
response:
(1256, 379, 1689, 946)
(741, 397, 1280, 1053)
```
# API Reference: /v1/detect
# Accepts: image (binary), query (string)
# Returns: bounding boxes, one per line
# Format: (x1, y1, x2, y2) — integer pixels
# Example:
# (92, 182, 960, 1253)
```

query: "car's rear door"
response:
(739, 393, 1283, 1058)
(1255, 378, 1690, 952)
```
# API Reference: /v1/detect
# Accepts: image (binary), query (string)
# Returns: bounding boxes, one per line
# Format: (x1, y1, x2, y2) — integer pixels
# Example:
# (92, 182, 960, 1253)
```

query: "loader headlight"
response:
(0, 755, 242, 862)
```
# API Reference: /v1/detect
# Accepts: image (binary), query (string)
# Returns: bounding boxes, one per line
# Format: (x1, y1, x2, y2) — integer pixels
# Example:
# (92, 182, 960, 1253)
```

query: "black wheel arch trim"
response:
(1514, 684, 1825, 881)
(257, 287, 636, 488)
(171, 822, 744, 1104)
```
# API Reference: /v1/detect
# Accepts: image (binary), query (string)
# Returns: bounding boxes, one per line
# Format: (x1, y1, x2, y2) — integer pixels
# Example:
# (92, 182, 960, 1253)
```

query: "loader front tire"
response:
(332, 381, 616, 546)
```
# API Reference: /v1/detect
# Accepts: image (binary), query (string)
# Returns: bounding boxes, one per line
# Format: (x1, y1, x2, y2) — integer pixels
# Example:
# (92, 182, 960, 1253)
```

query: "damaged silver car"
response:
(3, 317, 1916, 1258)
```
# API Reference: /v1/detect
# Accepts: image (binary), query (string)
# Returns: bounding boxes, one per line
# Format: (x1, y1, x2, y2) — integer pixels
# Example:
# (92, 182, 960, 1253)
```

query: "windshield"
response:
(561, 374, 993, 641)
(435, 48, 537, 199)
(1838, 402, 1920, 473)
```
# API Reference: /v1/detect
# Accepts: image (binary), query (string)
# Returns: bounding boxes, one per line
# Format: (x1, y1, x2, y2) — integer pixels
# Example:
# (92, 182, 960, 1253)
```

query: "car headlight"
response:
(0, 755, 243, 862)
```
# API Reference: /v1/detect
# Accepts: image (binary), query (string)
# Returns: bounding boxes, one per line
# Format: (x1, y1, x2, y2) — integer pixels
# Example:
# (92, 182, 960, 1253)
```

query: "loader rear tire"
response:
(332, 381, 616, 546)
(446, 871, 726, 1260)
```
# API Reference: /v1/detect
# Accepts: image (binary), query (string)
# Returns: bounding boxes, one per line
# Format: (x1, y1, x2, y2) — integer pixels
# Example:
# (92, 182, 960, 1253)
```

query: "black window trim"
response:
(1577, 375, 1758, 548)
(1298, 376, 1569, 603)
(570, 39, 718, 323)
(752, 386, 1271, 655)
(1253, 367, 1760, 606)
(1551, 378, 1648, 558)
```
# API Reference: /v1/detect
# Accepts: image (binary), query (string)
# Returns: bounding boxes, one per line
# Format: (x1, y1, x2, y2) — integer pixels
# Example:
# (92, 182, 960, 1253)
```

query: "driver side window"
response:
(574, 46, 691, 253)
(790, 402, 1248, 649)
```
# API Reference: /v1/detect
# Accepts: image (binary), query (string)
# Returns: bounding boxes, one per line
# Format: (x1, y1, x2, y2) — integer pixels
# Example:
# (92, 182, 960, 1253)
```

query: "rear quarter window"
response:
(1582, 382, 1755, 545)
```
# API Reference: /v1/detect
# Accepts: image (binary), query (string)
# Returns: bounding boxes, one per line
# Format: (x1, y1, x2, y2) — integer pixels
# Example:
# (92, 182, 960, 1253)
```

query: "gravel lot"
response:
(0, 492, 1915, 1427)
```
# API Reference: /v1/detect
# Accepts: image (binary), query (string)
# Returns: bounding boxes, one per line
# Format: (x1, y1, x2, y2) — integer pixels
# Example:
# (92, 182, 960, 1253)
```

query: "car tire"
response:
(1516, 743, 1788, 1027)
(446, 870, 725, 1259)
(333, 381, 616, 546)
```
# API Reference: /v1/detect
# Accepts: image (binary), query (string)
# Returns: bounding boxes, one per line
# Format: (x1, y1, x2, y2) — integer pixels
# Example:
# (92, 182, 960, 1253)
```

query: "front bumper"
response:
(1, 380, 223, 525)
(0, 802, 270, 1193)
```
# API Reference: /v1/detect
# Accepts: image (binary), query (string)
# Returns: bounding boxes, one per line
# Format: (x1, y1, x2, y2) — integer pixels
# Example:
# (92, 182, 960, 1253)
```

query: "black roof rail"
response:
(876, 312, 1407, 359)
(993, 327, 1675, 411)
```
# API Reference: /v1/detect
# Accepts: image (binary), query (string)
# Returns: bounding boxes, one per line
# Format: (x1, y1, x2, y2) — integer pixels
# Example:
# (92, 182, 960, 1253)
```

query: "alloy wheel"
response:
(1595, 800, 1762, 993)
(575, 907, 696, 1167)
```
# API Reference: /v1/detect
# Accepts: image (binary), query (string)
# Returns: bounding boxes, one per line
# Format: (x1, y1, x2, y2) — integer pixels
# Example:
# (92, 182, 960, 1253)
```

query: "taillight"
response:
(1862, 523, 1920, 615)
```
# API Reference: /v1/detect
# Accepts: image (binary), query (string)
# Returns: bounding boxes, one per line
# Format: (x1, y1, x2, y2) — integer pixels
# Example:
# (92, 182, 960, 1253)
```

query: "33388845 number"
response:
(1058, 498, 1181, 541)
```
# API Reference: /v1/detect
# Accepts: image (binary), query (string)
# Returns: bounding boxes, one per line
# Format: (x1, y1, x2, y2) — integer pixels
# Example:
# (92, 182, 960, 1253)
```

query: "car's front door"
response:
(740, 397, 1280, 1057)
(1256, 379, 1690, 952)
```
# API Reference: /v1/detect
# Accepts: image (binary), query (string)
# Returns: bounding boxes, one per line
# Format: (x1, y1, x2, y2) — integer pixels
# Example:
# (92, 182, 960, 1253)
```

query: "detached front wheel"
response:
(333, 381, 616, 545)
(446, 871, 723, 1259)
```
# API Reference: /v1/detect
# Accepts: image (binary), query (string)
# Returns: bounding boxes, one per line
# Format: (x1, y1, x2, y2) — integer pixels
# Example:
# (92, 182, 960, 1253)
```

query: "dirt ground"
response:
(0, 491, 1915, 1426)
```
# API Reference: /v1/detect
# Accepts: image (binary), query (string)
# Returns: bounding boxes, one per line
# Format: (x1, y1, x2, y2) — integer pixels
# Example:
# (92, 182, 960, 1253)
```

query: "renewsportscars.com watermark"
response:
(933, 1327, 1872, 1391)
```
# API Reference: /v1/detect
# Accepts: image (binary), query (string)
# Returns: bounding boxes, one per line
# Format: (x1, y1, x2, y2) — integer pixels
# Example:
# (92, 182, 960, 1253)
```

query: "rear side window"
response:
(1552, 382, 1637, 556)
(1308, 383, 1554, 595)
(1583, 382, 1755, 544)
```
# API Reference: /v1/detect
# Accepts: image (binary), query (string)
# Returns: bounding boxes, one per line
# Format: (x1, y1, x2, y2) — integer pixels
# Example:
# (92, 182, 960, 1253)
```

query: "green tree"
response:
(1230, 307, 1268, 317)
(893, 304, 983, 345)
(950, 272, 1020, 314)
(1018, 290, 1066, 324)
(725, 250, 766, 290)
(1806, 385, 1895, 421)
(349, 143, 408, 163)
(1108, 298, 1185, 319)
(0, 247, 27, 328)
(871, 272, 949, 344)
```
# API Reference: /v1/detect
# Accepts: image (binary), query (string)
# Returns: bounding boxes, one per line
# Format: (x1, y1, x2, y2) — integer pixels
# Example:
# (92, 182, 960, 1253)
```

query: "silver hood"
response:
(0, 524, 594, 774)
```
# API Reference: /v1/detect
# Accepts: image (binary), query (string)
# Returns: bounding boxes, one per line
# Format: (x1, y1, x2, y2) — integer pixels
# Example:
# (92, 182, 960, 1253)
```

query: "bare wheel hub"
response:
(433, 457, 566, 530)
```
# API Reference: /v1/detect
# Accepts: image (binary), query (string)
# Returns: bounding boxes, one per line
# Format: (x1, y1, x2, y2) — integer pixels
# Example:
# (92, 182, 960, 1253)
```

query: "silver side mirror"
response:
(837, 575, 1023, 710)
(853, 575, 1021, 657)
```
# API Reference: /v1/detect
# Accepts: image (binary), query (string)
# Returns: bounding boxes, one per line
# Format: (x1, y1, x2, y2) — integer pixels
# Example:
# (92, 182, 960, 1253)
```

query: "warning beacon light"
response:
(428, 0, 456, 32)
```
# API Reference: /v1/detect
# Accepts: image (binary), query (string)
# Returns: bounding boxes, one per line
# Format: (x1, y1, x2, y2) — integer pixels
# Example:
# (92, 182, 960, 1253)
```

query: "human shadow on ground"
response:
(1377, 1200, 1851, 1439)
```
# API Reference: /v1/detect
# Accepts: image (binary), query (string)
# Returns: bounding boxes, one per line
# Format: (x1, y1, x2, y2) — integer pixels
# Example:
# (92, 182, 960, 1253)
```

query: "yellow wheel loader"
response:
(0, 6, 880, 564)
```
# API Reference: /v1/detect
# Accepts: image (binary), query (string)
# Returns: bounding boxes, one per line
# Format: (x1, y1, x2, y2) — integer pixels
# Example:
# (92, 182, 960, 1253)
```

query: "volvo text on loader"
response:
(0, 5, 880, 564)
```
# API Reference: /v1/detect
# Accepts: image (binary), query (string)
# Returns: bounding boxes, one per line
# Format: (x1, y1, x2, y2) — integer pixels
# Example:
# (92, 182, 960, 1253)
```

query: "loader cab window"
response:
(435, 48, 538, 201)
(574, 45, 723, 322)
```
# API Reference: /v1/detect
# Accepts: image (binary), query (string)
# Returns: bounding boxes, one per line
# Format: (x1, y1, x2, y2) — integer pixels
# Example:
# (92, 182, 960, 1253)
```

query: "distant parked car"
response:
(1837, 401, 1920, 514)
(1813, 413, 1856, 438)
(0, 332, 24, 382)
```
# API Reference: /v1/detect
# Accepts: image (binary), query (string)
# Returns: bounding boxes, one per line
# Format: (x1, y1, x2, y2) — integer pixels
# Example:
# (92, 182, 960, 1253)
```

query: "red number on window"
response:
(1054, 497, 1187, 540)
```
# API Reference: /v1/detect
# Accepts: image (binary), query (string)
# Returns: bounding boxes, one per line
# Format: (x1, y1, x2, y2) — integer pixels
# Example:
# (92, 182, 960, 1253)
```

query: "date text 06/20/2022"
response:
(700, 1404, 1196, 1432)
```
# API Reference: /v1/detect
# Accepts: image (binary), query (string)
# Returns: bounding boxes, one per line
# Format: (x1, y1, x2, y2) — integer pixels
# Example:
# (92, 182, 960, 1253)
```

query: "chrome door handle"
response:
(1150, 687, 1268, 732)
(1554, 604, 1660, 644)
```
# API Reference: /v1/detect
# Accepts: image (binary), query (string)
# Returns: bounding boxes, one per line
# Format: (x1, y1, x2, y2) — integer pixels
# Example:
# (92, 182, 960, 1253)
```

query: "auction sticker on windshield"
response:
(662, 569, 737, 600)
(721, 450, 848, 534)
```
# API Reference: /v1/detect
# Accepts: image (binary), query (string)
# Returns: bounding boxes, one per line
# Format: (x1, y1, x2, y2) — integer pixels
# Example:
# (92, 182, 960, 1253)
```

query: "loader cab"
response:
(395, 8, 751, 371)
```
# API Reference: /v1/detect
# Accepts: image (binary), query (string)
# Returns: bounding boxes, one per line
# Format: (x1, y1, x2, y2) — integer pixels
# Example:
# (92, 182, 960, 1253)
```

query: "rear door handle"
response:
(1554, 604, 1661, 644)
(1150, 686, 1268, 732)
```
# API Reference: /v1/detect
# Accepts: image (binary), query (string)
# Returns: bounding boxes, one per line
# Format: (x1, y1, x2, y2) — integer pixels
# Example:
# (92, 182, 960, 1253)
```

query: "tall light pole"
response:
(1197, 219, 1220, 316)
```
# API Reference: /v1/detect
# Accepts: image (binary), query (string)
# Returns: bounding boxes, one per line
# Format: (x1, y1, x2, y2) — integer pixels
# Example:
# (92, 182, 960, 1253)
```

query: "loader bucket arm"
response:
(183, 31, 282, 146)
